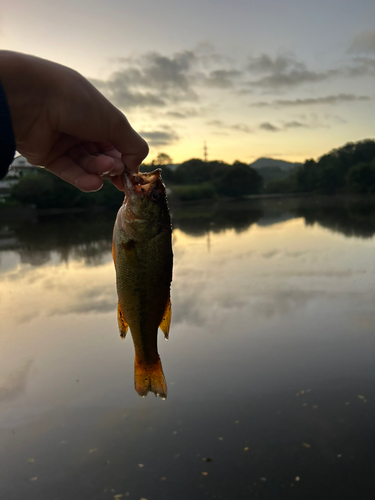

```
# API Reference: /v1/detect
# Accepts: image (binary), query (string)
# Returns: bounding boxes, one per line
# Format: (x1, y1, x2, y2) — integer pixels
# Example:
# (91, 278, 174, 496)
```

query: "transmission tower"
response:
(204, 141, 208, 162)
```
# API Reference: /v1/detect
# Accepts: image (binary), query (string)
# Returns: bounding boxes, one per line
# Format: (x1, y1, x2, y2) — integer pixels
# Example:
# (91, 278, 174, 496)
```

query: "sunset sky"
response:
(2, 0, 375, 164)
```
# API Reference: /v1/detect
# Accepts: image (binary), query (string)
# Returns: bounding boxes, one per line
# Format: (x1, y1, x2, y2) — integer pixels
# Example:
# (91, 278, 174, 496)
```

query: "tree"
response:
(174, 159, 212, 184)
(151, 153, 173, 166)
(215, 162, 263, 197)
(271, 139, 375, 194)
(295, 159, 318, 192)
(346, 160, 375, 193)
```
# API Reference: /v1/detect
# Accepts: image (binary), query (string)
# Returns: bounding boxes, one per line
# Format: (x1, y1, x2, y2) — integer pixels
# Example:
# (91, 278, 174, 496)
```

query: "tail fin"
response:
(134, 356, 167, 399)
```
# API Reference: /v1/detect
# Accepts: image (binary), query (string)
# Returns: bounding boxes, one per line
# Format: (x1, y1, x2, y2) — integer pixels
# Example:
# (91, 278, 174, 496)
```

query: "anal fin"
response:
(117, 302, 129, 339)
(159, 297, 171, 339)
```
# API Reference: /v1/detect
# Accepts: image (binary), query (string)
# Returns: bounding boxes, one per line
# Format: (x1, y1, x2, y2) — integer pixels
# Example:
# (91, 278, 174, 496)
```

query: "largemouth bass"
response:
(112, 169, 173, 399)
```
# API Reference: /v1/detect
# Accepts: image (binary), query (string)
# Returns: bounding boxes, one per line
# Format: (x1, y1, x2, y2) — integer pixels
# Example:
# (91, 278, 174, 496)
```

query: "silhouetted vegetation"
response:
(10, 168, 124, 210)
(172, 183, 216, 201)
(256, 165, 292, 185)
(4, 139, 375, 210)
(215, 161, 263, 197)
(267, 139, 375, 195)
(140, 158, 263, 201)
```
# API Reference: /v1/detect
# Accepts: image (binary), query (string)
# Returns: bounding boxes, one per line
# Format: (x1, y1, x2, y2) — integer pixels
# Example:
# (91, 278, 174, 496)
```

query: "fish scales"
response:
(113, 169, 173, 398)
(116, 232, 172, 361)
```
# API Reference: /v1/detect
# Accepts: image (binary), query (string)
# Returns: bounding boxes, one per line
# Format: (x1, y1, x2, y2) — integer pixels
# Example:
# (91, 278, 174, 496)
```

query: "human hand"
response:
(0, 51, 148, 192)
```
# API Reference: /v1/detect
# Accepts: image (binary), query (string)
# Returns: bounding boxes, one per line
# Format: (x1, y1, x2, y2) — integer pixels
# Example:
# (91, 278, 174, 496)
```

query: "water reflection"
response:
(0, 211, 115, 267)
(1, 197, 375, 499)
(173, 196, 375, 239)
(294, 197, 375, 238)
(0, 359, 33, 403)
(2, 197, 375, 270)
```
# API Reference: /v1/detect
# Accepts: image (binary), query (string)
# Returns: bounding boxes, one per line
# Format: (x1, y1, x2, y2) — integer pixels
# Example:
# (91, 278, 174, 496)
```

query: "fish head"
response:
(124, 168, 164, 200)
(118, 168, 171, 241)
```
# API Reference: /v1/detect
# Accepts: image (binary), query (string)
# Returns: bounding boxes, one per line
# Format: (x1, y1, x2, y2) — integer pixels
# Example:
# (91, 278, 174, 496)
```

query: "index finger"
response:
(108, 112, 149, 173)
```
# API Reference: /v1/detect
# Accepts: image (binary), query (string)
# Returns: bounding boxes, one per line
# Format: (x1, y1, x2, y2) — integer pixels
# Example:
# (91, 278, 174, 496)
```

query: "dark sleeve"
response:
(0, 80, 16, 180)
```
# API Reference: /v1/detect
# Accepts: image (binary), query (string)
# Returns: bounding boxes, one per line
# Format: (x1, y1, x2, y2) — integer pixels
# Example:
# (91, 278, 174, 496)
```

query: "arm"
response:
(0, 51, 148, 191)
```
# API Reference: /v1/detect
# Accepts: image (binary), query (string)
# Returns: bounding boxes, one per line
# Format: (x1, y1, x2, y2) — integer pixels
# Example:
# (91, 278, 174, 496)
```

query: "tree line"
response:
(3, 138, 375, 209)
(266, 139, 375, 195)
(142, 156, 263, 201)
(6, 157, 264, 208)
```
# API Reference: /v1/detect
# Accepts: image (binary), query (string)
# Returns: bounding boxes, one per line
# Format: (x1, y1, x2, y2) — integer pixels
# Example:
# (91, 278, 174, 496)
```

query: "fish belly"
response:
(114, 225, 172, 397)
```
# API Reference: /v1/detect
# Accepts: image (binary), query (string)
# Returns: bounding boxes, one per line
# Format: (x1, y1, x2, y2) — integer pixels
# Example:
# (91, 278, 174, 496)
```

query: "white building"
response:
(8, 155, 40, 178)
(0, 156, 40, 197)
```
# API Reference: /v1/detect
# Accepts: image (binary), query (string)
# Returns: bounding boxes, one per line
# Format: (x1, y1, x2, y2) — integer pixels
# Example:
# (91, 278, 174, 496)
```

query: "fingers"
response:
(109, 112, 149, 173)
(45, 142, 127, 192)
(121, 152, 148, 174)
(46, 155, 106, 192)
(66, 143, 124, 176)
(61, 80, 149, 173)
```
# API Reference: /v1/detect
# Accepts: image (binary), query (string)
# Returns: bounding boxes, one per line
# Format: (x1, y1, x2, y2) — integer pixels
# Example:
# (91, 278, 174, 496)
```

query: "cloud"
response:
(284, 121, 308, 129)
(248, 54, 300, 74)
(251, 93, 371, 108)
(324, 113, 347, 124)
(259, 122, 280, 132)
(92, 48, 243, 110)
(247, 53, 339, 89)
(107, 87, 167, 108)
(259, 121, 311, 132)
(344, 56, 375, 77)
(349, 30, 375, 53)
(139, 126, 179, 146)
(91, 47, 375, 118)
(246, 52, 375, 90)
(207, 120, 253, 133)
(205, 69, 242, 88)
(165, 108, 200, 119)
(231, 123, 253, 133)
(252, 68, 338, 89)
(115, 51, 196, 91)
(92, 50, 199, 109)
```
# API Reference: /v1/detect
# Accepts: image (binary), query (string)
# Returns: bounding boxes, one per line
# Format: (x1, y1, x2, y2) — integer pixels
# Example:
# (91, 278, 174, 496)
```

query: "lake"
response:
(1, 196, 375, 500)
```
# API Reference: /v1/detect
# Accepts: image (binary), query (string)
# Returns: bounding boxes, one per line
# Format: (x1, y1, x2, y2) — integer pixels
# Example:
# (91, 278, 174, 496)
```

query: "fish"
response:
(112, 168, 173, 399)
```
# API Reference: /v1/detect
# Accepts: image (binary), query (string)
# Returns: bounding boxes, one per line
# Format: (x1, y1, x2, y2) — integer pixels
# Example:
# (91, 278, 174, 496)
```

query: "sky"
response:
(2, 0, 375, 164)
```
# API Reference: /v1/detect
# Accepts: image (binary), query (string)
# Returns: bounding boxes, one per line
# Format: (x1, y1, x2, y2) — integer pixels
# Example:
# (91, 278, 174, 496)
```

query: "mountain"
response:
(249, 157, 303, 171)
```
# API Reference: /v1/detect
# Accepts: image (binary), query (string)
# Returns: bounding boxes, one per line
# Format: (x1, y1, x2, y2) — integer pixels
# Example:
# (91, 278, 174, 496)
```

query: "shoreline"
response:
(2, 192, 375, 220)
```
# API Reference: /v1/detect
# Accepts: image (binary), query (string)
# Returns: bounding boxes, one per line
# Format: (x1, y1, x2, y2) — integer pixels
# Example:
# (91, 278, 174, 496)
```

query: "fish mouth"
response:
(124, 168, 165, 198)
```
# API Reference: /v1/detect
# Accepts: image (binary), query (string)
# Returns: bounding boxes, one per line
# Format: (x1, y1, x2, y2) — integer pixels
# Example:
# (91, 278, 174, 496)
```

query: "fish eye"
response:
(151, 191, 160, 200)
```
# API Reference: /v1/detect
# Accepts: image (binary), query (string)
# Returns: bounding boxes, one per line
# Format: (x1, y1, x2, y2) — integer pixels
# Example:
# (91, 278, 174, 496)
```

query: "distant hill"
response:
(249, 157, 303, 171)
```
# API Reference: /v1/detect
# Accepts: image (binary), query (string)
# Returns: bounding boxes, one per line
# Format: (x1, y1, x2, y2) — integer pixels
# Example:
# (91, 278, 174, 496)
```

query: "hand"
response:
(0, 51, 148, 192)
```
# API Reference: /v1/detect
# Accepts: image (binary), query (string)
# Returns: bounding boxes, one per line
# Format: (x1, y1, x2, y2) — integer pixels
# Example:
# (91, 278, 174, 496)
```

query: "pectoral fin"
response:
(117, 302, 129, 339)
(159, 297, 171, 339)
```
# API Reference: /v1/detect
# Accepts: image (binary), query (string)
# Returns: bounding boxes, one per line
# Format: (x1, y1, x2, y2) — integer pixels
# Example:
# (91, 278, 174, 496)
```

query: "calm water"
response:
(1, 196, 375, 499)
